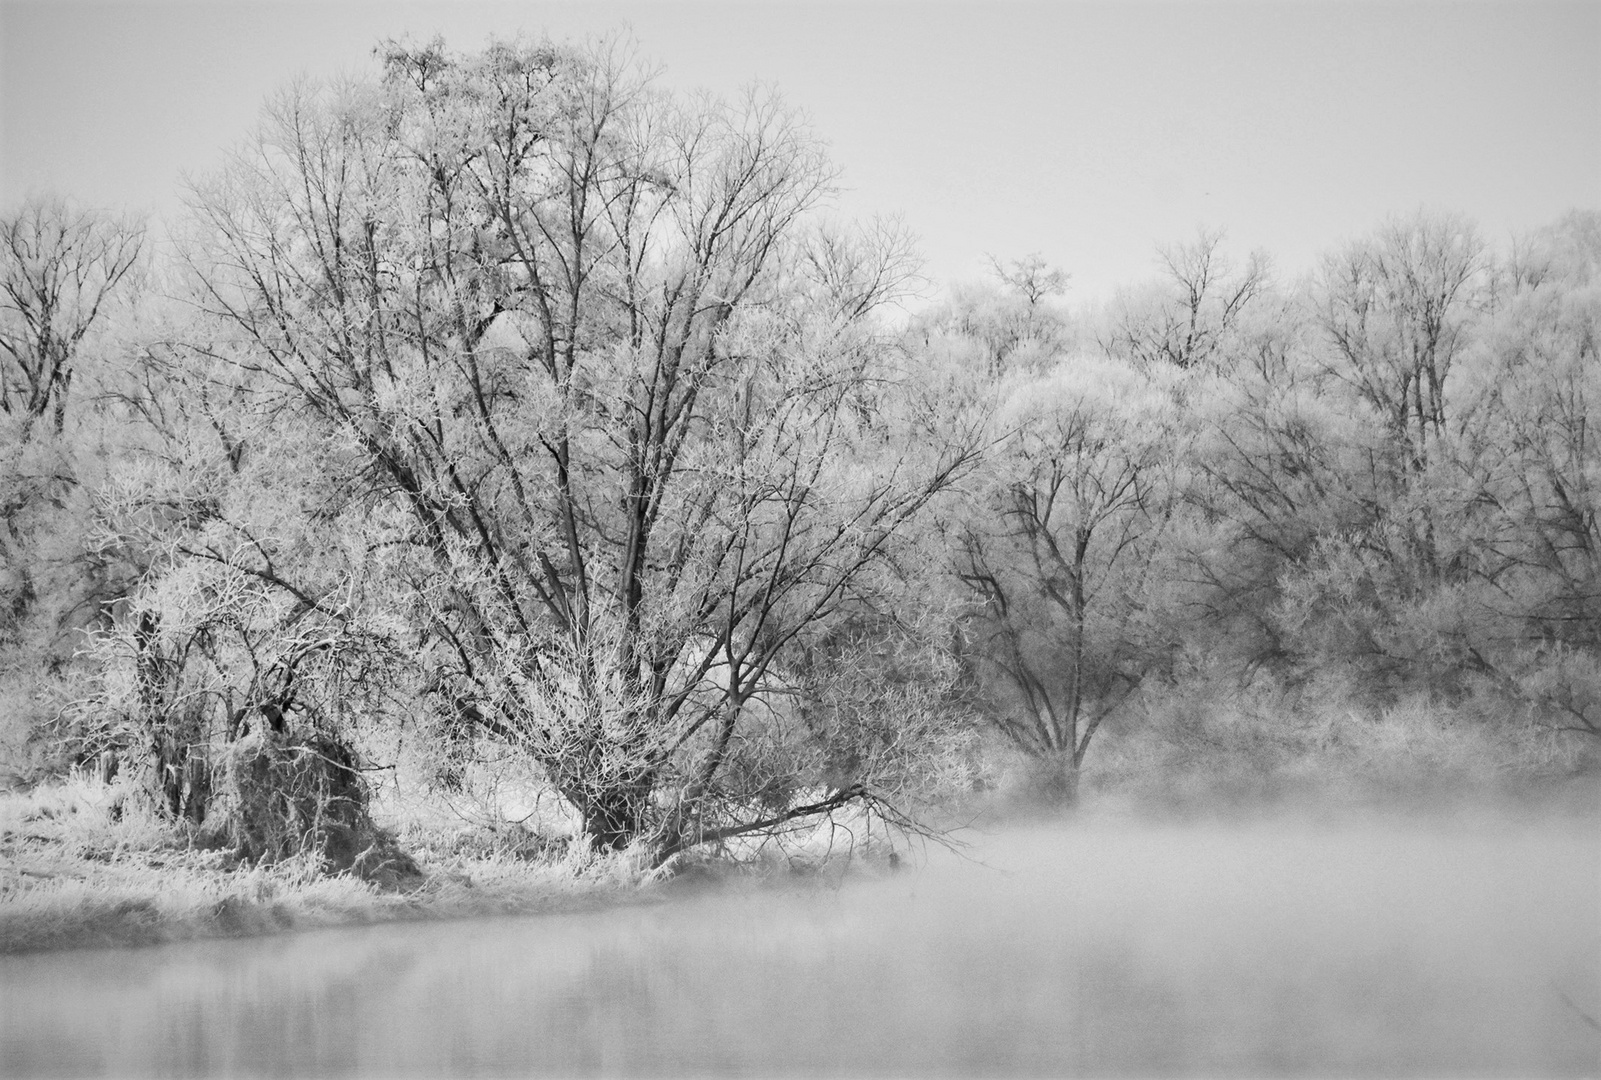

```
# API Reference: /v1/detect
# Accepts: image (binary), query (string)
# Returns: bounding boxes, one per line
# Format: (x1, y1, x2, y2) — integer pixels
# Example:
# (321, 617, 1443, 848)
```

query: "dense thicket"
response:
(1, 36, 1595, 876)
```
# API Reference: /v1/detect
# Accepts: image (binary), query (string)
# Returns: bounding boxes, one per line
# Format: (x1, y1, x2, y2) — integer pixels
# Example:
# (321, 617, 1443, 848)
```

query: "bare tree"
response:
(952, 362, 1183, 803)
(1101, 228, 1268, 370)
(172, 37, 978, 859)
(917, 253, 1073, 377)
(0, 196, 143, 435)
(1316, 211, 1485, 472)
(1440, 214, 1601, 735)
(987, 252, 1070, 308)
(801, 216, 923, 320)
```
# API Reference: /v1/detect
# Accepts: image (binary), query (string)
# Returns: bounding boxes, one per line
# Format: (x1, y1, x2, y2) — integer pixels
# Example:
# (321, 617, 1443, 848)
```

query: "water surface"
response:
(2, 812, 1597, 1076)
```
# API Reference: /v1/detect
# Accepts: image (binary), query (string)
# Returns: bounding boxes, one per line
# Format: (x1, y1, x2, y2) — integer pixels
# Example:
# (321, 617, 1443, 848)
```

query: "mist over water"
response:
(2, 809, 1597, 1077)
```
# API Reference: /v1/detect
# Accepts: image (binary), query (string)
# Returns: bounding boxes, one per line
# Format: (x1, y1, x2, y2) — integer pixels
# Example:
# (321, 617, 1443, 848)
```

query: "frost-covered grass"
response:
(0, 771, 653, 956)
(0, 747, 924, 957)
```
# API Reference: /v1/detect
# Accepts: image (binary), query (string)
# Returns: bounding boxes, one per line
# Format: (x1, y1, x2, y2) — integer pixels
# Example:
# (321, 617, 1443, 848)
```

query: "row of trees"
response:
(2, 35, 1597, 872)
(922, 209, 1601, 799)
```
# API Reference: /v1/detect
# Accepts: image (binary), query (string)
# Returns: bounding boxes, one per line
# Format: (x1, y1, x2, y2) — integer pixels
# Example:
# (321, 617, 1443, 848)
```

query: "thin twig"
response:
(1552, 982, 1601, 1034)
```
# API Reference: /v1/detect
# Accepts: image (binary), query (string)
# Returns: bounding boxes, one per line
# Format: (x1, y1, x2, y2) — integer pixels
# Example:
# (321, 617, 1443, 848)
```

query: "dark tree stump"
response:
(217, 731, 421, 889)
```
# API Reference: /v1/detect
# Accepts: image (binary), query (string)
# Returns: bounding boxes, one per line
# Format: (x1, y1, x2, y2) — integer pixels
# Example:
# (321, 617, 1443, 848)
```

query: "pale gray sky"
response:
(2, 1, 1597, 301)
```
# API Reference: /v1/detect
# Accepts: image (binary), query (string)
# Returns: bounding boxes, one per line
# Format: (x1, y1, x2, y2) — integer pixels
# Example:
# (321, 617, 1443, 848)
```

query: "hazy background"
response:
(3, 0, 1598, 302)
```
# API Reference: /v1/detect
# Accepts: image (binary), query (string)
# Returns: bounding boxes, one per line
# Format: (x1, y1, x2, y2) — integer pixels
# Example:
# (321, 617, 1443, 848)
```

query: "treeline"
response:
(923, 214, 1601, 801)
(1, 37, 1595, 874)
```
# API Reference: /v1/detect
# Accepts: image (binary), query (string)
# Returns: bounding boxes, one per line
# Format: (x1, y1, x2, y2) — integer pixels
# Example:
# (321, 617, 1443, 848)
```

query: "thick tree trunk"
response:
(568, 776, 655, 853)
(148, 714, 211, 825)
(1025, 751, 1080, 809)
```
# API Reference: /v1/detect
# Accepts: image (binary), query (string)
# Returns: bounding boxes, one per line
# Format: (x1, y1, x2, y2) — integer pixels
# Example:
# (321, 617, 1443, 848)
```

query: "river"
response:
(2, 810, 1597, 1076)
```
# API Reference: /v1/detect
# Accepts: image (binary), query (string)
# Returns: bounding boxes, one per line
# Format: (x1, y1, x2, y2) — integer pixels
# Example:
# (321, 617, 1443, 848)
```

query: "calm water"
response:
(2, 813, 1597, 1077)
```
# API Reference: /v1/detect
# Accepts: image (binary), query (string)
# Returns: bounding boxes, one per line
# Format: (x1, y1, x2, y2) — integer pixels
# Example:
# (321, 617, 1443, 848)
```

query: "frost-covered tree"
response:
(950, 358, 1186, 803)
(1100, 228, 1267, 372)
(0, 196, 143, 436)
(155, 36, 979, 859)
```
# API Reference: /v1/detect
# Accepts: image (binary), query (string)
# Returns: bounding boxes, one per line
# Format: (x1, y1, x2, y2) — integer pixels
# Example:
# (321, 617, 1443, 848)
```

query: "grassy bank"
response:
(0, 773, 678, 956)
(0, 769, 909, 956)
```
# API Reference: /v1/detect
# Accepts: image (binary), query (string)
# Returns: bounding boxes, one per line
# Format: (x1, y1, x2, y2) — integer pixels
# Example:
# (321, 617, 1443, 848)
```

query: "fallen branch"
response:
(686, 784, 870, 851)
(661, 783, 963, 865)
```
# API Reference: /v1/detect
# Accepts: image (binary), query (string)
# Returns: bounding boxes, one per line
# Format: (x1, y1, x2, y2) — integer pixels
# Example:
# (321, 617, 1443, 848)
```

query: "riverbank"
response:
(0, 774, 675, 956)
(0, 771, 913, 956)
(0, 848, 645, 957)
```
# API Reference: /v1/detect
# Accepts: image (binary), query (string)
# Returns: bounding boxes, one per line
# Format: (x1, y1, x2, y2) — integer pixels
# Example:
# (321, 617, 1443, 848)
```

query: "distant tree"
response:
(987, 252, 1070, 308)
(1100, 228, 1268, 371)
(1200, 211, 1598, 718)
(1496, 209, 1601, 301)
(1316, 211, 1485, 474)
(1179, 291, 1381, 675)
(0, 196, 143, 436)
(915, 253, 1073, 376)
(1442, 212, 1601, 736)
(801, 216, 922, 319)
(951, 359, 1184, 803)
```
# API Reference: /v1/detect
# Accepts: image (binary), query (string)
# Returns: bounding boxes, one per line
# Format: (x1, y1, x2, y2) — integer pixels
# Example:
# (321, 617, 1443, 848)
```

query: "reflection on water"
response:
(2, 814, 1598, 1076)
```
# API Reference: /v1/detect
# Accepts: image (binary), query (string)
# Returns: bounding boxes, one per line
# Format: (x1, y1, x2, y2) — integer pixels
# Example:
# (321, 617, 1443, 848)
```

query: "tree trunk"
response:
(1024, 750, 1080, 809)
(568, 775, 655, 853)
(148, 712, 211, 825)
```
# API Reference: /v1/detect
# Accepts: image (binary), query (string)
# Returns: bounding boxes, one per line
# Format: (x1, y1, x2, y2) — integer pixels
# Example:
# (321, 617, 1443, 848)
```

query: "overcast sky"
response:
(2, 1, 1597, 302)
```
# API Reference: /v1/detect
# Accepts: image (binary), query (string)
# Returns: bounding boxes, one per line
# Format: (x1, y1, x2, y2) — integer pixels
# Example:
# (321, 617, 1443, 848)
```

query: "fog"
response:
(2, 810, 1596, 1077)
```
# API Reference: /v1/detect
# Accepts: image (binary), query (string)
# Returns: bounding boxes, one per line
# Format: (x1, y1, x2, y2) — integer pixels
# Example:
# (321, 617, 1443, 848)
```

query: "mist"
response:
(4, 805, 1596, 1076)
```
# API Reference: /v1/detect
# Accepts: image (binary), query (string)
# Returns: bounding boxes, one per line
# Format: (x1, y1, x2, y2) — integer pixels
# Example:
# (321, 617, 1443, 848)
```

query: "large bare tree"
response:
(170, 37, 977, 858)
